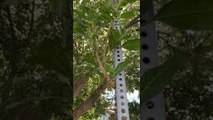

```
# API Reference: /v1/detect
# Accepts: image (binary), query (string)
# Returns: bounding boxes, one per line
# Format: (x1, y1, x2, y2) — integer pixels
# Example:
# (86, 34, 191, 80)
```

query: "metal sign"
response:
(140, 0, 166, 120)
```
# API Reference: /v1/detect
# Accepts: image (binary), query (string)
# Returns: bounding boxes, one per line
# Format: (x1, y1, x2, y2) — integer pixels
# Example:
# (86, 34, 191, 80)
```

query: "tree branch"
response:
(73, 82, 108, 120)
(95, 48, 115, 88)
(73, 75, 87, 98)
(125, 15, 140, 29)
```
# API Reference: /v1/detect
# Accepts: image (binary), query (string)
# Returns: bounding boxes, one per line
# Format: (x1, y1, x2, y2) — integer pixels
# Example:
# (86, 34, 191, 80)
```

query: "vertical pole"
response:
(140, 0, 166, 120)
(112, 1, 130, 120)
(113, 44, 130, 120)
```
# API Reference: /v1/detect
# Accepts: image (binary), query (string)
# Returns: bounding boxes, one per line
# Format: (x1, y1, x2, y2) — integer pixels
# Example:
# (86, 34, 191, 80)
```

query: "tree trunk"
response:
(73, 82, 108, 120)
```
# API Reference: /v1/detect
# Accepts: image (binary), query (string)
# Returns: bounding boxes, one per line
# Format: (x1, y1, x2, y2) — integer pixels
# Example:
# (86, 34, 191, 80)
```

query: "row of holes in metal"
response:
(115, 48, 128, 120)
(141, 19, 150, 64)
(114, 22, 127, 120)
(141, 18, 155, 120)
(115, 17, 127, 120)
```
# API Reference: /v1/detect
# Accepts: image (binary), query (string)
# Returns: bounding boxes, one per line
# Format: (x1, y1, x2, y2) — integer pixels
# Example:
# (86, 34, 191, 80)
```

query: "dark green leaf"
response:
(109, 29, 122, 50)
(155, 0, 213, 30)
(141, 51, 186, 102)
(82, 52, 96, 65)
(123, 39, 139, 50)
(121, 11, 135, 19)
(94, 69, 104, 78)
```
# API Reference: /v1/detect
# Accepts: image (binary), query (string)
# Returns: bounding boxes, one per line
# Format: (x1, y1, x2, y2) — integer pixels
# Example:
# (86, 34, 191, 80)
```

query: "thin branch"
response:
(103, 24, 112, 63)
(95, 48, 115, 88)
(125, 15, 140, 29)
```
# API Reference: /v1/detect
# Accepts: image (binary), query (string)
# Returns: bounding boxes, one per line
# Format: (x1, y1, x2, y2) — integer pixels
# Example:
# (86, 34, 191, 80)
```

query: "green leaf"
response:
(83, 52, 96, 66)
(123, 39, 139, 50)
(141, 51, 186, 103)
(109, 29, 122, 50)
(155, 0, 213, 30)
(94, 69, 104, 78)
(115, 58, 131, 76)
(81, 0, 90, 4)
(121, 11, 135, 19)
(104, 63, 115, 76)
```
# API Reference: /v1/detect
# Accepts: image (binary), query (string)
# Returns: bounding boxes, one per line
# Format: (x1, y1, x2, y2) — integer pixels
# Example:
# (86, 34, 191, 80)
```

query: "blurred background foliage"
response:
(153, 0, 213, 119)
(0, 0, 72, 120)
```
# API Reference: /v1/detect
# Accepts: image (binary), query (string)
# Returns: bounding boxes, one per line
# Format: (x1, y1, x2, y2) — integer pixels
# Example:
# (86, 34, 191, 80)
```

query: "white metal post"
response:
(112, 0, 130, 120)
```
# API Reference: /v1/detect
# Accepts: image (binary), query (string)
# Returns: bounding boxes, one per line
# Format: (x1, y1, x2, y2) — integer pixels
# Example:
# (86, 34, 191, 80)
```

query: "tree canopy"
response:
(73, 0, 140, 119)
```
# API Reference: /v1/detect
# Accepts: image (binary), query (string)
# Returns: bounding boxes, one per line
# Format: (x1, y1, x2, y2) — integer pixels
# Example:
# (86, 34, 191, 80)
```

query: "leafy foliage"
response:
(123, 39, 140, 50)
(155, 0, 213, 30)
(73, 0, 140, 119)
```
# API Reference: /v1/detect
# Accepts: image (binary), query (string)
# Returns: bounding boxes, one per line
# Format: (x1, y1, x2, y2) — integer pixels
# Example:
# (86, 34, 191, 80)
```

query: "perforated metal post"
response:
(141, 0, 166, 120)
(112, 1, 130, 120)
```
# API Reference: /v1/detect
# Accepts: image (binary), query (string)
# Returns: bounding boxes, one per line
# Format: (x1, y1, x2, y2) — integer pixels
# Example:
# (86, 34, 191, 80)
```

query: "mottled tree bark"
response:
(73, 75, 87, 98)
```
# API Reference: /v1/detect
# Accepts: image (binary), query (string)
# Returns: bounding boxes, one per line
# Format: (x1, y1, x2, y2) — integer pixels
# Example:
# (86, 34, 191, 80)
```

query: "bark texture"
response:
(73, 82, 108, 120)
(73, 75, 87, 98)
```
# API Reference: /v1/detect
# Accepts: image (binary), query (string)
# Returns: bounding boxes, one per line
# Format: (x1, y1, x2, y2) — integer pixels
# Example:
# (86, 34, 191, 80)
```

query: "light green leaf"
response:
(155, 0, 213, 30)
(115, 58, 131, 76)
(123, 39, 139, 50)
